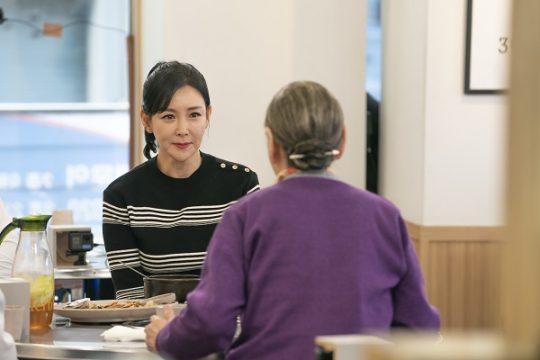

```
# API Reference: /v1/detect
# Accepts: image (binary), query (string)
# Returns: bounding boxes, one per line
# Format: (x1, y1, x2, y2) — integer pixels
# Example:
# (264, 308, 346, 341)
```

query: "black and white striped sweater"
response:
(102, 152, 259, 299)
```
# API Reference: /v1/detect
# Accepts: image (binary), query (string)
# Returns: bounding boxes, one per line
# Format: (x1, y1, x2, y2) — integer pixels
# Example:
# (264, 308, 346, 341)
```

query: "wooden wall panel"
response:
(406, 222, 502, 331)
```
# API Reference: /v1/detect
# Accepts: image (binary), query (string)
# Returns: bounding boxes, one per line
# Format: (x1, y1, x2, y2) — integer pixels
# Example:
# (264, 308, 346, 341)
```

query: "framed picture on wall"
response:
(464, 0, 511, 94)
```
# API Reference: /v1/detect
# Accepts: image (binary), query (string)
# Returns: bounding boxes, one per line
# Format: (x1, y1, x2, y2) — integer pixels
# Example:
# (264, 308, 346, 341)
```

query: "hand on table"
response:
(145, 304, 175, 353)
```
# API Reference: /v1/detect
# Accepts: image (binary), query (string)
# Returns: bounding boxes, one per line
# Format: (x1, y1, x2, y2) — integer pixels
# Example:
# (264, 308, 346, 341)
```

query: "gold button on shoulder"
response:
(220, 163, 226, 168)
(232, 164, 238, 170)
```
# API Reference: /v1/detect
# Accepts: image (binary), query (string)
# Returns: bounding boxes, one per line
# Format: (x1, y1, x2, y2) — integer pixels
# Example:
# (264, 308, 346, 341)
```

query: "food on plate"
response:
(89, 300, 158, 309)
(64, 298, 157, 309)
(62, 293, 177, 310)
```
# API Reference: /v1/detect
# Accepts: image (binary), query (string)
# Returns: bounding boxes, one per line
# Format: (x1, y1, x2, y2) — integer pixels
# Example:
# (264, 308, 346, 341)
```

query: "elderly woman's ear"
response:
(265, 127, 287, 174)
(336, 126, 346, 160)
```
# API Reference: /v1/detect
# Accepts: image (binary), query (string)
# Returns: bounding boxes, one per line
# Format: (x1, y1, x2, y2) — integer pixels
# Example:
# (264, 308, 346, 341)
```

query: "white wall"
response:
(381, 0, 507, 226)
(380, 0, 428, 223)
(140, 0, 366, 188)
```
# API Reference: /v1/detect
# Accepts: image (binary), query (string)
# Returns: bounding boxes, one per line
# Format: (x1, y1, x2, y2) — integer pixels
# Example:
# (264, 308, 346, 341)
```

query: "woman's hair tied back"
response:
(141, 61, 211, 160)
(265, 81, 344, 171)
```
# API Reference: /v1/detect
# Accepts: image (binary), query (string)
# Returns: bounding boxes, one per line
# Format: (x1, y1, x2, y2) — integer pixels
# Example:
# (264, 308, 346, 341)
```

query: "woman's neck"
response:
(156, 152, 202, 179)
(275, 166, 298, 182)
(276, 166, 334, 182)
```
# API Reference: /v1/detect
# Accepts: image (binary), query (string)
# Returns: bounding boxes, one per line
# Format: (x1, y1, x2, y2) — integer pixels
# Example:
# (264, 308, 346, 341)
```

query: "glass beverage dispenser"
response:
(0, 215, 54, 329)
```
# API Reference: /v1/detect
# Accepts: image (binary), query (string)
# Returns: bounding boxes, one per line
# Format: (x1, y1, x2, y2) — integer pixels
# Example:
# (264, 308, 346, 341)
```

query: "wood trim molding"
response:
(130, 0, 144, 169)
(405, 221, 504, 242)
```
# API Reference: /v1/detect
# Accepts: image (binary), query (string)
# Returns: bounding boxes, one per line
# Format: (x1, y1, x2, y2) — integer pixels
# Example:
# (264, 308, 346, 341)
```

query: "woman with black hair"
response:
(103, 61, 259, 300)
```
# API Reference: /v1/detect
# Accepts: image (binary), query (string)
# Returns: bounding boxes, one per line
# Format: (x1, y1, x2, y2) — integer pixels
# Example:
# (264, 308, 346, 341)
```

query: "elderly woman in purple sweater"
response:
(145, 81, 440, 359)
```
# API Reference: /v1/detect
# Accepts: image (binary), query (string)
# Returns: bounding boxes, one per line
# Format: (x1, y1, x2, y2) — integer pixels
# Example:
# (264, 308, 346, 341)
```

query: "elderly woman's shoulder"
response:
(356, 186, 403, 215)
(325, 180, 401, 214)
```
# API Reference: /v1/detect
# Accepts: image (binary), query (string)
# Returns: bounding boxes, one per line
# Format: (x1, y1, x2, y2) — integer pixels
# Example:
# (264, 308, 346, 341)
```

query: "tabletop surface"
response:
(16, 318, 160, 360)
(16, 316, 221, 360)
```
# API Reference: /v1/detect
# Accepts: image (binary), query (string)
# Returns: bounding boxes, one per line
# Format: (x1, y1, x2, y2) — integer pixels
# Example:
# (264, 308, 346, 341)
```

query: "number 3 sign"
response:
(464, 0, 512, 94)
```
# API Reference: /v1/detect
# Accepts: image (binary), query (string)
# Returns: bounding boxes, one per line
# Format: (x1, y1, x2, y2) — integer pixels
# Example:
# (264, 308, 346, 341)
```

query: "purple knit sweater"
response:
(156, 176, 440, 359)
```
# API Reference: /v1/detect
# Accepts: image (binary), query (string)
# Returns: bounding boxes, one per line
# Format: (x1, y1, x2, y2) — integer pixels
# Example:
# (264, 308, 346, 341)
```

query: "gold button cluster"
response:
(220, 163, 251, 172)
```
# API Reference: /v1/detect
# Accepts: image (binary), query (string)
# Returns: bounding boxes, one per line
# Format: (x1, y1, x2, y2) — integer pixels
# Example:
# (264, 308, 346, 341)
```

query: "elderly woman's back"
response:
(183, 173, 440, 359)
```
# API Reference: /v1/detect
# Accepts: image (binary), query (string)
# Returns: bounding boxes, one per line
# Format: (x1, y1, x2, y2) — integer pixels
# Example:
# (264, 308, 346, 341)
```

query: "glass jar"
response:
(8, 216, 54, 329)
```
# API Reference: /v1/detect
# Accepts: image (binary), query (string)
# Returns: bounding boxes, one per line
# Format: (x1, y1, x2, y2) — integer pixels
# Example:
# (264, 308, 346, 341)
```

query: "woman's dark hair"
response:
(142, 61, 211, 159)
(265, 81, 344, 171)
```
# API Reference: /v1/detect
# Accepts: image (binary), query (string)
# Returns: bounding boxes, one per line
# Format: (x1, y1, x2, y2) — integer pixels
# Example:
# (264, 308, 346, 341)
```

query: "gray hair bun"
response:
(287, 139, 339, 171)
(265, 81, 344, 172)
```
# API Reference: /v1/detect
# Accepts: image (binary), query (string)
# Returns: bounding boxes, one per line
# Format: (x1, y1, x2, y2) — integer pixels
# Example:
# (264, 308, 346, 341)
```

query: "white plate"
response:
(54, 300, 157, 323)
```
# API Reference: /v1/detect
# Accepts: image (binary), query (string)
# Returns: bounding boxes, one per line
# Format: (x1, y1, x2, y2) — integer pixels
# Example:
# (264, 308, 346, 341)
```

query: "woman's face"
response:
(144, 85, 211, 175)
